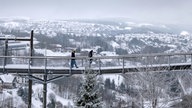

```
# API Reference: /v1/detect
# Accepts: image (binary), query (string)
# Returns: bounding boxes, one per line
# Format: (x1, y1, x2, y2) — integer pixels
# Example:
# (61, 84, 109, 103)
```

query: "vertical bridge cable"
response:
(3, 40, 8, 73)
(99, 58, 101, 74)
(3, 56, 5, 73)
(28, 56, 31, 74)
(191, 54, 192, 70)
(69, 57, 72, 75)
(184, 55, 187, 63)
(145, 56, 148, 72)
(168, 55, 170, 71)
(81, 58, 84, 67)
(122, 57, 125, 73)
(44, 57, 47, 73)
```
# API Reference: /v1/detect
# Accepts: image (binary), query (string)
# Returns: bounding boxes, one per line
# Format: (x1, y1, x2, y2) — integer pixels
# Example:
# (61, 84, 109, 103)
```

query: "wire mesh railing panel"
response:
(124, 57, 143, 67)
(0, 58, 3, 66)
(46, 58, 70, 67)
(31, 58, 45, 67)
(0, 52, 192, 73)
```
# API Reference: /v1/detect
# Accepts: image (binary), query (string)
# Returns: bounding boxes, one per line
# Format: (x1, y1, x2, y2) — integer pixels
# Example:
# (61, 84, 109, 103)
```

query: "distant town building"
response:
(0, 75, 17, 90)
(100, 51, 117, 56)
(50, 44, 62, 52)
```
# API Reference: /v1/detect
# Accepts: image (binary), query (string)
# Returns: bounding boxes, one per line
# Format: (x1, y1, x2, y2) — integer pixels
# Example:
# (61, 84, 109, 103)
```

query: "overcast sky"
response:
(0, 0, 192, 25)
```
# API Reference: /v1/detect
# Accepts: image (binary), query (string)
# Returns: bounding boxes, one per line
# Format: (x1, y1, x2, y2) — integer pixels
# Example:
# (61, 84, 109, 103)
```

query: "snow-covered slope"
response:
(32, 84, 73, 108)
(1, 84, 73, 108)
(0, 18, 191, 55)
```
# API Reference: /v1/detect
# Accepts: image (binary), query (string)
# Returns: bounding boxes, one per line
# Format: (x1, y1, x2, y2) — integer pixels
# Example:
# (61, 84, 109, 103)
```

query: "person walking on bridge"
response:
(71, 49, 78, 68)
(88, 50, 93, 67)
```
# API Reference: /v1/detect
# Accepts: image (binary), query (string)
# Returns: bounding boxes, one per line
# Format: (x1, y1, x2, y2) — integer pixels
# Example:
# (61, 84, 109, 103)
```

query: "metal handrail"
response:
(0, 52, 192, 60)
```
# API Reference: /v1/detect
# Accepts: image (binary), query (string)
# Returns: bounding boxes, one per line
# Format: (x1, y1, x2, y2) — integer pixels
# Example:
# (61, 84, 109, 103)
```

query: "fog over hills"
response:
(1, 0, 192, 25)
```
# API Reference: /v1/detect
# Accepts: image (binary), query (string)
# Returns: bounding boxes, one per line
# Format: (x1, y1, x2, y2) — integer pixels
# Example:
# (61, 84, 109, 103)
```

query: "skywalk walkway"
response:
(0, 62, 191, 75)
(1, 52, 192, 75)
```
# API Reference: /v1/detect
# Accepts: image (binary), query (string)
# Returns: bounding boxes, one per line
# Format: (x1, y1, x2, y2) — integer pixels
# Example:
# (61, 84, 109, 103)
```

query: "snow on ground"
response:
(11, 89, 26, 107)
(102, 74, 124, 86)
(32, 83, 74, 108)
(0, 84, 73, 108)
(110, 41, 120, 48)
(35, 48, 71, 56)
(81, 48, 93, 52)
(1, 89, 27, 107)
(180, 31, 190, 36)
(100, 51, 117, 56)
(186, 87, 192, 94)
(124, 27, 132, 30)
(115, 91, 130, 101)
(0, 74, 15, 83)
(47, 84, 74, 106)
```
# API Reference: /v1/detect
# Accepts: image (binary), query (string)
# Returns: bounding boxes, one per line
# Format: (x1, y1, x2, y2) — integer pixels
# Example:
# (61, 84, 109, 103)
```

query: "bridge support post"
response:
(43, 74, 47, 108)
(99, 58, 101, 74)
(82, 59, 84, 67)
(144, 57, 148, 72)
(168, 55, 170, 71)
(28, 30, 33, 108)
(191, 54, 192, 70)
(184, 55, 187, 63)
(122, 57, 125, 73)
(3, 40, 8, 72)
(43, 56, 48, 108)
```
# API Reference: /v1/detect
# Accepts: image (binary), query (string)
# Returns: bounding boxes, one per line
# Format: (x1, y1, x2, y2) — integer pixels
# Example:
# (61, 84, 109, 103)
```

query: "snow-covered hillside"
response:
(0, 83, 73, 108)
(1, 18, 192, 108)
(1, 18, 191, 55)
(0, 18, 189, 37)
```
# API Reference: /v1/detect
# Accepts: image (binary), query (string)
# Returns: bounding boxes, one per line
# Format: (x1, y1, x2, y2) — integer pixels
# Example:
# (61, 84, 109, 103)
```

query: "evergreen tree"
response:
(17, 87, 30, 104)
(111, 79, 116, 90)
(119, 82, 126, 93)
(104, 78, 111, 89)
(47, 93, 56, 108)
(76, 69, 102, 108)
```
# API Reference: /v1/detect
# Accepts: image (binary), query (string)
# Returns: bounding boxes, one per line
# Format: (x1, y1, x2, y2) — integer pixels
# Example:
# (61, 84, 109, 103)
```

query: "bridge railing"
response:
(0, 52, 192, 72)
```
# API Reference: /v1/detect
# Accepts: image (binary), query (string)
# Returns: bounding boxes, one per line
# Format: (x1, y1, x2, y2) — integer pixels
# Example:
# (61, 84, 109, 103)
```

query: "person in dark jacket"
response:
(71, 50, 78, 68)
(88, 50, 93, 66)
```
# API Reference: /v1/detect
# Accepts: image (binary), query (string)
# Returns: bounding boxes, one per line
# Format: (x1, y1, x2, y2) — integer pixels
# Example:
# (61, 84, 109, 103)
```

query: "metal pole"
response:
(168, 55, 170, 71)
(191, 54, 192, 70)
(184, 55, 187, 63)
(3, 40, 8, 72)
(99, 58, 101, 74)
(43, 56, 48, 108)
(45, 57, 47, 71)
(43, 75, 47, 108)
(118, 58, 120, 66)
(145, 57, 148, 70)
(122, 57, 125, 73)
(28, 30, 33, 108)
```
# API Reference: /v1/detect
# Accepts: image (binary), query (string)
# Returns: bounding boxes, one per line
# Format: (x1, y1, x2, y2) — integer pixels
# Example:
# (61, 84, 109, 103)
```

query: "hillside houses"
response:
(0, 74, 17, 91)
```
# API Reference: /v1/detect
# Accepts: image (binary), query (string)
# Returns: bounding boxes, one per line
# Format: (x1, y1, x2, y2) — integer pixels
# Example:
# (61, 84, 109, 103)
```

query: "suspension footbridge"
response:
(0, 53, 192, 75)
